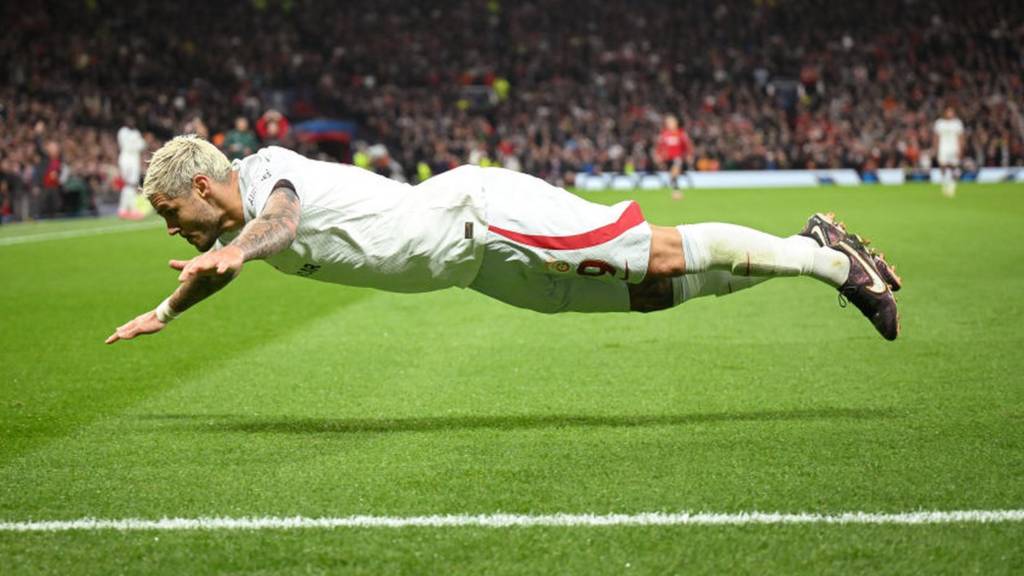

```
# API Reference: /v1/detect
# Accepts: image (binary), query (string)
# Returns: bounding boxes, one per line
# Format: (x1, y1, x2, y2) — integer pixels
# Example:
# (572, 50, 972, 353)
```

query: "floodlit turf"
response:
(1, 183, 1022, 574)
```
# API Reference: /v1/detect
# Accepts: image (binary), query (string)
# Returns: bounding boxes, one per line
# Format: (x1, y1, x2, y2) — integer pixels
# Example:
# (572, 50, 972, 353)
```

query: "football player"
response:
(107, 135, 901, 345)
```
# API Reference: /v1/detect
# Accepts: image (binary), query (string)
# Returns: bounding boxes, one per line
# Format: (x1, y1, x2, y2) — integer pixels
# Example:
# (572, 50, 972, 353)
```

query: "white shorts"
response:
(937, 148, 960, 167)
(469, 168, 651, 313)
(119, 156, 141, 187)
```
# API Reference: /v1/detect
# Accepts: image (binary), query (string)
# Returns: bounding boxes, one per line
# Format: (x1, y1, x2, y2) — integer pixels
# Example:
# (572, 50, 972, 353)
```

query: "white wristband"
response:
(155, 298, 180, 323)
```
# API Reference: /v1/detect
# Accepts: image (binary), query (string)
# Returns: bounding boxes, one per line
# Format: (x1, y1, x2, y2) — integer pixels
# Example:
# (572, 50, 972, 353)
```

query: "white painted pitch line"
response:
(0, 221, 163, 246)
(2, 510, 1023, 532)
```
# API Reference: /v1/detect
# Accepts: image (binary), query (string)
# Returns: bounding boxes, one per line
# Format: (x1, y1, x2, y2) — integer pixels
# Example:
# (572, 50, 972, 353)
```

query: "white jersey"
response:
(933, 117, 964, 159)
(117, 127, 146, 162)
(223, 147, 488, 293)
(118, 127, 146, 186)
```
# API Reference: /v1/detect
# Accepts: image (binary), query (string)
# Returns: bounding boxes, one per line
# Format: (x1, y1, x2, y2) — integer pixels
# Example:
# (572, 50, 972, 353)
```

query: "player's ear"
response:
(193, 175, 210, 199)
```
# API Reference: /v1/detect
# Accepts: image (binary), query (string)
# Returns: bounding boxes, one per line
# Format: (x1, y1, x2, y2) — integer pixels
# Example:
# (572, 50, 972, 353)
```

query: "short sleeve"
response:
(241, 148, 304, 219)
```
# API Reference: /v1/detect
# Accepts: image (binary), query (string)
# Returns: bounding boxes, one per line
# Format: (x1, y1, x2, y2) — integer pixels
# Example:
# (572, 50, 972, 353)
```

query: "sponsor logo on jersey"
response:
(246, 170, 273, 209)
(296, 263, 322, 277)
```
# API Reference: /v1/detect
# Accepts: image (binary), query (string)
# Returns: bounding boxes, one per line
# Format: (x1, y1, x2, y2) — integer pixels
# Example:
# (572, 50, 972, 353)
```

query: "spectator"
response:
(34, 128, 63, 219)
(256, 110, 291, 147)
(0, 0, 1021, 199)
(222, 117, 260, 161)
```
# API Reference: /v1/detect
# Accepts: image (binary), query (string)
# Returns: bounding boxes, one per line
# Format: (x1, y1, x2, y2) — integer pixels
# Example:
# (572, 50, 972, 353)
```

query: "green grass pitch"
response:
(1, 183, 1022, 574)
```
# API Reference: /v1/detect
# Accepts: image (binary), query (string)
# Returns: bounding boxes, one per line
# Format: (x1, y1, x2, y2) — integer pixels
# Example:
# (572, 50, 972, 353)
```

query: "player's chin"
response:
(192, 235, 217, 252)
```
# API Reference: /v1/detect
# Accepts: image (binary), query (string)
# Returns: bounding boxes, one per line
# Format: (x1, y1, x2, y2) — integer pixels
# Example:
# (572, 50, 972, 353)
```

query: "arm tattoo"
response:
(231, 186, 301, 261)
(163, 186, 300, 316)
(168, 273, 233, 314)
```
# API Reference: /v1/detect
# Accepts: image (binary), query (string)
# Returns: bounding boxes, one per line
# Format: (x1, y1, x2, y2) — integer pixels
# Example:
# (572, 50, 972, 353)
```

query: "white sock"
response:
(678, 223, 849, 286)
(119, 186, 137, 213)
(942, 177, 955, 198)
(671, 270, 771, 305)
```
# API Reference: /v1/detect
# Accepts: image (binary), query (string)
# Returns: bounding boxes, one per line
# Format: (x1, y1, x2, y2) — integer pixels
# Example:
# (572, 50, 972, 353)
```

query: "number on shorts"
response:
(577, 259, 616, 277)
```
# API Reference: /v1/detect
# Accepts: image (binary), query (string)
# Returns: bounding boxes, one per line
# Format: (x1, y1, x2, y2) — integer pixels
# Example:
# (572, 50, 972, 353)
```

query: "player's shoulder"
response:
(239, 146, 308, 176)
(251, 145, 306, 163)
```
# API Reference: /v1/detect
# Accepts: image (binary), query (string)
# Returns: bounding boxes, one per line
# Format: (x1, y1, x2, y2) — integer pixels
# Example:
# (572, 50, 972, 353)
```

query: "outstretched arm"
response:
(104, 272, 234, 344)
(105, 185, 301, 344)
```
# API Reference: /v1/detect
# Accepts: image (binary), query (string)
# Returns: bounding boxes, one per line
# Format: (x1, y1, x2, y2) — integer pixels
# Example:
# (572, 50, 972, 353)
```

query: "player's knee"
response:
(628, 278, 674, 313)
(647, 226, 685, 277)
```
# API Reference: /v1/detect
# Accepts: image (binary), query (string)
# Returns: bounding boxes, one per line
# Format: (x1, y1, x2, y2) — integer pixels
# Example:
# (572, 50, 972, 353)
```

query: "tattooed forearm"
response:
(168, 273, 233, 314)
(232, 186, 301, 261)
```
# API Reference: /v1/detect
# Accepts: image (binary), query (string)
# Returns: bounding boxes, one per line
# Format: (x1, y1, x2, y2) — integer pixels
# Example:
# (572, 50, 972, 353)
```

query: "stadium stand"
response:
(1, 0, 1022, 219)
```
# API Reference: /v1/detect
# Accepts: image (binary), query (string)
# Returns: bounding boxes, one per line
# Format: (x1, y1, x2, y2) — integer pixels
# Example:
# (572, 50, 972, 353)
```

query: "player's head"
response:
(664, 114, 679, 130)
(144, 134, 234, 252)
(944, 106, 955, 119)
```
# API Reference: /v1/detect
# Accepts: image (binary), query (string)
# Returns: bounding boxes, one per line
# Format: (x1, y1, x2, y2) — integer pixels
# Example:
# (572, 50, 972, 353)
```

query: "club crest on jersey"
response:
(544, 259, 577, 272)
(545, 260, 572, 274)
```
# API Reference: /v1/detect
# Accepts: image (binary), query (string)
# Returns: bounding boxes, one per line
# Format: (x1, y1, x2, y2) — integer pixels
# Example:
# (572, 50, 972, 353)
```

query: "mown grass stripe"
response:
(3, 510, 1023, 532)
(0, 221, 162, 246)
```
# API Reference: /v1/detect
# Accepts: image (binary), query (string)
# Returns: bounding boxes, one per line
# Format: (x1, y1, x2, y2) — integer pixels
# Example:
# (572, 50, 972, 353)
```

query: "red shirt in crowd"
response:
(657, 128, 692, 161)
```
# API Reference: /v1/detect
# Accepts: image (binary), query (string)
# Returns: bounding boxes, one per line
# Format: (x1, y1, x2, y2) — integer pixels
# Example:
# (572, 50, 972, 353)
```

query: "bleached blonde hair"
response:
(143, 134, 232, 199)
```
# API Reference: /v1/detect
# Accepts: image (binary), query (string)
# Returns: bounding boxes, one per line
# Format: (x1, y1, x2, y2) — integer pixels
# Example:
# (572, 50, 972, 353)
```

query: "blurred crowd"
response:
(2, 0, 1022, 220)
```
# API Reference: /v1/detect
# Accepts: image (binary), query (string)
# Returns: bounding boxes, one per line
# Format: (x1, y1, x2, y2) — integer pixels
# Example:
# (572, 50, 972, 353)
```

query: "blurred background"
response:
(1, 0, 1021, 221)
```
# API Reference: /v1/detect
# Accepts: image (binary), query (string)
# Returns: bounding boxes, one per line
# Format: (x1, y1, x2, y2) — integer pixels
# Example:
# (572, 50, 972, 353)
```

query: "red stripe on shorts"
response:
(488, 201, 646, 250)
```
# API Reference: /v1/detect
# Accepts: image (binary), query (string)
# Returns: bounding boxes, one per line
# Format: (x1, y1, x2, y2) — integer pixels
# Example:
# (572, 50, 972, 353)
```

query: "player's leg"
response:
(119, 186, 137, 218)
(474, 168, 818, 311)
(669, 157, 684, 200)
(478, 165, 848, 291)
(118, 158, 139, 218)
(627, 223, 844, 310)
(937, 152, 957, 198)
(639, 214, 900, 339)
(650, 224, 850, 286)
(469, 234, 768, 315)
(626, 270, 770, 312)
(656, 159, 672, 190)
(681, 160, 695, 191)
(473, 167, 898, 338)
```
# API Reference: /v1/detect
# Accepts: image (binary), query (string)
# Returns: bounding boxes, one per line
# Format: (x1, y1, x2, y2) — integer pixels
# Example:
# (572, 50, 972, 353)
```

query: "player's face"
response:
(150, 190, 222, 252)
(665, 117, 678, 130)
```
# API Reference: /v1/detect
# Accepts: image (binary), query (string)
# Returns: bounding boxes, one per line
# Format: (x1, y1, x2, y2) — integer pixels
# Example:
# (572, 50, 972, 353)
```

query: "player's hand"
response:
(170, 245, 245, 283)
(105, 310, 165, 344)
